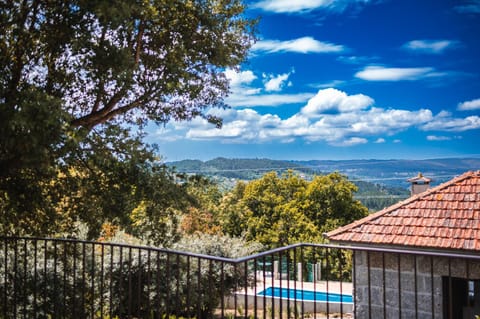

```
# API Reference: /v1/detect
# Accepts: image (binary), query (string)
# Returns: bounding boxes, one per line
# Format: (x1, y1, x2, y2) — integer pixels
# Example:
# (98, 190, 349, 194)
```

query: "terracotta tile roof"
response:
(326, 171, 480, 252)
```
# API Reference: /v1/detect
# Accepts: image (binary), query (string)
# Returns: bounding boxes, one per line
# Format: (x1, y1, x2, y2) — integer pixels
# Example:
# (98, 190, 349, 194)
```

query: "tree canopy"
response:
(218, 171, 369, 248)
(1, 0, 255, 129)
(1, 0, 256, 179)
(0, 0, 256, 238)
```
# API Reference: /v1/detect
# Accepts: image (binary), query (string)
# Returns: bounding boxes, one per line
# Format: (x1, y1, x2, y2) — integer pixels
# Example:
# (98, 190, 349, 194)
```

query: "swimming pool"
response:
(258, 287, 353, 303)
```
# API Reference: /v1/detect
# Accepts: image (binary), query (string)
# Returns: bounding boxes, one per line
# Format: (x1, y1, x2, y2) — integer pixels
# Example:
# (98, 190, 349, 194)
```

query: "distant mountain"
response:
(168, 157, 480, 187)
(167, 157, 480, 211)
(290, 158, 480, 188)
(167, 157, 314, 180)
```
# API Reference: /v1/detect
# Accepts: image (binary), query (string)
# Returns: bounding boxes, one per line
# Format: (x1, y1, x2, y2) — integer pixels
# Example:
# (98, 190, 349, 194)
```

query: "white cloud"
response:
(458, 98, 480, 111)
(224, 68, 313, 107)
(312, 80, 346, 88)
(225, 69, 256, 87)
(455, 1, 480, 14)
(355, 66, 436, 81)
(436, 110, 452, 118)
(226, 92, 314, 107)
(331, 137, 368, 146)
(253, 0, 376, 13)
(337, 55, 378, 64)
(263, 72, 292, 92)
(421, 115, 480, 132)
(403, 40, 459, 54)
(347, 108, 433, 134)
(252, 37, 345, 54)
(157, 88, 480, 147)
(181, 89, 433, 146)
(427, 135, 451, 141)
(301, 88, 373, 115)
(253, 0, 333, 12)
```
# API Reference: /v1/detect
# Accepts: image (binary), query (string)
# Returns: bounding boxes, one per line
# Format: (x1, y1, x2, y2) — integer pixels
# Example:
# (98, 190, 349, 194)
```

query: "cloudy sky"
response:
(147, 0, 480, 161)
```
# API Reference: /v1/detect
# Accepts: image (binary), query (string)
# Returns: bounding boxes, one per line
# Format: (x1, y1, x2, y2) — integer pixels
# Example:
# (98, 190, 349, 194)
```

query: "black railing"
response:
(1, 237, 480, 319)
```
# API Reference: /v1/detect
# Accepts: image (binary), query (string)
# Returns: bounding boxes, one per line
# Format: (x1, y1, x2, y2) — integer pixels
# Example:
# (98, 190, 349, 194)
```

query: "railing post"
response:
(313, 263, 321, 282)
(297, 262, 303, 282)
(273, 260, 279, 280)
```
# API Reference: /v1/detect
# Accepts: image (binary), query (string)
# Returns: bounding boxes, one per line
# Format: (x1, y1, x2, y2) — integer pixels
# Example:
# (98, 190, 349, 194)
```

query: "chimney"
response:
(407, 173, 431, 196)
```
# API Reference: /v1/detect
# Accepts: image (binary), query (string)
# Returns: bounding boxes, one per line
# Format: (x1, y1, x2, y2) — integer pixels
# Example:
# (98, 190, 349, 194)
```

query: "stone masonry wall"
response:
(354, 250, 480, 319)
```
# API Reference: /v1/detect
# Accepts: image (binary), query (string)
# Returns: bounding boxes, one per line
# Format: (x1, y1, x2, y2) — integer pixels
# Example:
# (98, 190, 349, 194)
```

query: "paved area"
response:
(226, 273, 355, 317)
(240, 276, 353, 296)
(228, 277, 354, 314)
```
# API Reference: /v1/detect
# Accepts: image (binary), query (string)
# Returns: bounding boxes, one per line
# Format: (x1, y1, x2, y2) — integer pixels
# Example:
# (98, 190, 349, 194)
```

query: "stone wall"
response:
(353, 250, 480, 319)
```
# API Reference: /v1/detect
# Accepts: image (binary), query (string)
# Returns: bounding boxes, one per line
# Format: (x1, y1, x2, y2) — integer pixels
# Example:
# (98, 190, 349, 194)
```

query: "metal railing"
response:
(1, 236, 479, 319)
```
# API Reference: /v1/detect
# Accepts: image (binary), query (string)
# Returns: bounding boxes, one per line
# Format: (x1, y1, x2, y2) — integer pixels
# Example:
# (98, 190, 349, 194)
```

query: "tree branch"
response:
(72, 20, 148, 129)
(70, 97, 145, 129)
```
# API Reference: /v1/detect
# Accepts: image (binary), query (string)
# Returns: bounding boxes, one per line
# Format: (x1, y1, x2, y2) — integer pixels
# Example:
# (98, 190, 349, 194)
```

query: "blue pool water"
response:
(258, 287, 353, 303)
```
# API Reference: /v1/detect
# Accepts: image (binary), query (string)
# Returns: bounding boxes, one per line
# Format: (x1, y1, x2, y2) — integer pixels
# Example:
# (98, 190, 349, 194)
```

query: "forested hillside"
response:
(168, 157, 480, 211)
(170, 157, 389, 219)
(168, 157, 314, 179)
(171, 157, 480, 186)
(292, 158, 480, 187)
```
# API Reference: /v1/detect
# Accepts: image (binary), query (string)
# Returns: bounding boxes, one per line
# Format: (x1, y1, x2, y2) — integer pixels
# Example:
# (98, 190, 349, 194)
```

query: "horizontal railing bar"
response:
(236, 242, 480, 262)
(0, 236, 234, 263)
(323, 243, 480, 261)
(2, 236, 479, 264)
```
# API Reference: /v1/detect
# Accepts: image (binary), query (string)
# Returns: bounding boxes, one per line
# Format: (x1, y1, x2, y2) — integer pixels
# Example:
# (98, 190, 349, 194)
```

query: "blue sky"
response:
(147, 0, 480, 161)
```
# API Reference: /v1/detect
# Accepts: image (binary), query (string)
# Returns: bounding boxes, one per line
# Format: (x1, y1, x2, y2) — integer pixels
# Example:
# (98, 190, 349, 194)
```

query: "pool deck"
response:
(226, 277, 354, 316)
(242, 276, 353, 296)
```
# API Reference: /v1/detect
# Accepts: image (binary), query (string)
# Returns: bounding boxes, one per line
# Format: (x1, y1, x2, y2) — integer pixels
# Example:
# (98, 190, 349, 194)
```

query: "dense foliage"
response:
(168, 157, 411, 211)
(217, 171, 369, 248)
(1, 0, 255, 130)
(0, 123, 196, 242)
(0, 0, 256, 239)
(354, 181, 409, 211)
(168, 157, 314, 180)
